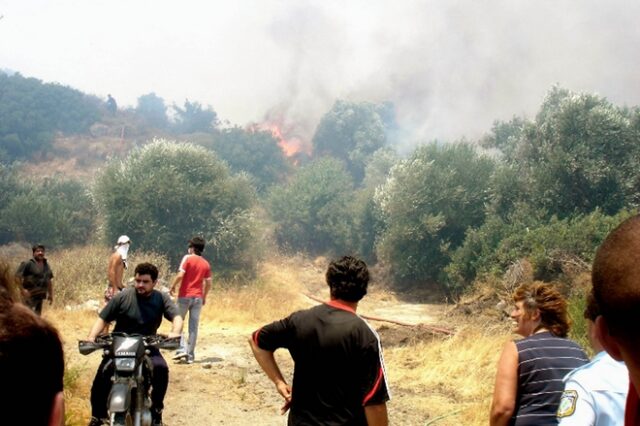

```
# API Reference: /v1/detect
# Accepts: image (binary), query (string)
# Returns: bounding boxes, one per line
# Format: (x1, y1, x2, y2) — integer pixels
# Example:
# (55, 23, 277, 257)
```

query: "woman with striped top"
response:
(490, 282, 589, 425)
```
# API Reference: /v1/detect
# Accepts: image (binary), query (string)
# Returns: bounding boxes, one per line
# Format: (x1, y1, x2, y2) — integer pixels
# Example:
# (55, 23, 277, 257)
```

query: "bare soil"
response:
(157, 299, 448, 426)
(69, 276, 449, 426)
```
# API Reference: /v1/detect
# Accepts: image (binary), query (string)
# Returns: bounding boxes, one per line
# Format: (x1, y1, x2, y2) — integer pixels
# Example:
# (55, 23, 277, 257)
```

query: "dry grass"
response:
(205, 254, 326, 326)
(36, 250, 517, 426)
(384, 324, 510, 425)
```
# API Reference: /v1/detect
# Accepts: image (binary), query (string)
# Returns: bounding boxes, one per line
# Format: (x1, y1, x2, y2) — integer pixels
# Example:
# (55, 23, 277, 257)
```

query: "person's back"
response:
(514, 332, 589, 425)
(250, 256, 389, 426)
(281, 303, 385, 425)
(177, 254, 210, 298)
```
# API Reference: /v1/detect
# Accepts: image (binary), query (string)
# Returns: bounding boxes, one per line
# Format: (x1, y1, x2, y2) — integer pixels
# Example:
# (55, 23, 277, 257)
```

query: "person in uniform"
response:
(557, 292, 628, 425)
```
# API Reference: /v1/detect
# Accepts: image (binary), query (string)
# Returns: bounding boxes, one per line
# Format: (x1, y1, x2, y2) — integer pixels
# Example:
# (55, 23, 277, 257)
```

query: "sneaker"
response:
(186, 358, 194, 364)
(172, 352, 187, 361)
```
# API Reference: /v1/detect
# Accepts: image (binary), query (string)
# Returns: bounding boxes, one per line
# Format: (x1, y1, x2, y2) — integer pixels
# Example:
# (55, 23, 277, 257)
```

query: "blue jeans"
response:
(177, 297, 203, 361)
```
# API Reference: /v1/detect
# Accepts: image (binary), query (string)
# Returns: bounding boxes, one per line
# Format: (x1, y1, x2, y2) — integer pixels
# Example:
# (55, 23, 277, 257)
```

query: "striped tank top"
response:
(512, 331, 588, 425)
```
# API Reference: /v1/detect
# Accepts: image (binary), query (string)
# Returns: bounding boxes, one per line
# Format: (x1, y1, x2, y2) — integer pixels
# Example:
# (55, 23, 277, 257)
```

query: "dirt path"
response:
(161, 297, 447, 426)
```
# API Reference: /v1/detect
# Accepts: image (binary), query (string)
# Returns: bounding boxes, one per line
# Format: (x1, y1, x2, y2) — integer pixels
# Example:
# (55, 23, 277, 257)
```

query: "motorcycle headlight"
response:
(114, 358, 136, 372)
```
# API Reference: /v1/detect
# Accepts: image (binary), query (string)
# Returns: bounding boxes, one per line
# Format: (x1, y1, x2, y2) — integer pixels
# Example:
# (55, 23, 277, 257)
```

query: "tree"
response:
(136, 92, 168, 129)
(93, 139, 259, 275)
(483, 86, 640, 218)
(193, 127, 292, 193)
(172, 100, 218, 134)
(0, 72, 101, 161)
(312, 100, 392, 183)
(267, 158, 356, 256)
(375, 142, 495, 291)
(0, 177, 97, 247)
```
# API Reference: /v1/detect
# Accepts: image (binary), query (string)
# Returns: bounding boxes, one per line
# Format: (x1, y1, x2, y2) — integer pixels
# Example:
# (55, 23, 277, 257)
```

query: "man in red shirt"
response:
(170, 236, 212, 364)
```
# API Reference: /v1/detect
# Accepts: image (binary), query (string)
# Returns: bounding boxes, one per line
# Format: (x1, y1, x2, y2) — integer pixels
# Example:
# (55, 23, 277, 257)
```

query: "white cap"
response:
(117, 235, 131, 245)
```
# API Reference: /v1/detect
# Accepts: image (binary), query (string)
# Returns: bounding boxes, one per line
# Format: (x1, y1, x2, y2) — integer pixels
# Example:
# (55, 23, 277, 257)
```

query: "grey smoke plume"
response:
(263, 0, 640, 150)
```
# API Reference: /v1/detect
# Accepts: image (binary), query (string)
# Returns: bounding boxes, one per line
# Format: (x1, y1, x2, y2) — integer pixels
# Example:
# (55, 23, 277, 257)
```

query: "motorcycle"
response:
(79, 333, 180, 426)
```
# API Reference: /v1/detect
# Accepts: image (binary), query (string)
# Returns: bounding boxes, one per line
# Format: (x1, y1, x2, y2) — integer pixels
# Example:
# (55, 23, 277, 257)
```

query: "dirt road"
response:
(160, 298, 446, 426)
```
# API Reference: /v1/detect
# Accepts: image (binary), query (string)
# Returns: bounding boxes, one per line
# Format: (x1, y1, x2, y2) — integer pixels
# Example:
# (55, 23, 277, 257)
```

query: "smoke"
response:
(260, 0, 640, 150)
(2, 0, 639, 152)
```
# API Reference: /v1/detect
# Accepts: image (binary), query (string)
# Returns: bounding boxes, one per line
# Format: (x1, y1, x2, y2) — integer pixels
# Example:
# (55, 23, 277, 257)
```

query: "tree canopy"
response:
(312, 100, 394, 183)
(0, 72, 101, 161)
(192, 127, 292, 193)
(93, 140, 259, 274)
(267, 157, 356, 256)
(376, 142, 495, 290)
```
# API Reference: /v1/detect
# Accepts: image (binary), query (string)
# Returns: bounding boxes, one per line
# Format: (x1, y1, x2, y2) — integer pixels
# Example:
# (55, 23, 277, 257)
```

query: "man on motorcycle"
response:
(86, 262, 183, 426)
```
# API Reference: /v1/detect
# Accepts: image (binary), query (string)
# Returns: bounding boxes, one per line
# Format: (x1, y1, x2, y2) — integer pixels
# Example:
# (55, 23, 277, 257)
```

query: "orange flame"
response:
(250, 121, 311, 158)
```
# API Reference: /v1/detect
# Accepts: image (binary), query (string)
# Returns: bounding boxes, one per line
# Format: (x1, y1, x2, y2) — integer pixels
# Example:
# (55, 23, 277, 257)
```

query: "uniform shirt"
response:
(513, 331, 589, 425)
(557, 351, 628, 425)
(177, 254, 211, 299)
(100, 287, 179, 336)
(253, 300, 390, 426)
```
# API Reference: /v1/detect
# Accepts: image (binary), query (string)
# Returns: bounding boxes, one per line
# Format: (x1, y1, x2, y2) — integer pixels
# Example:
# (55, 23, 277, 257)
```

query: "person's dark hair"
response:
(326, 256, 369, 302)
(188, 236, 206, 256)
(513, 282, 571, 337)
(134, 262, 159, 281)
(592, 214, 640, 343)
(0, 263, 64, 424)
(32, 244, 45, 253)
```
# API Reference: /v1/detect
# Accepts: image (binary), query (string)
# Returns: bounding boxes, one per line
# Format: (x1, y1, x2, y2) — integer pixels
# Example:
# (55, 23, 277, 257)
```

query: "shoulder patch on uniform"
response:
(557, 390, 578, 418)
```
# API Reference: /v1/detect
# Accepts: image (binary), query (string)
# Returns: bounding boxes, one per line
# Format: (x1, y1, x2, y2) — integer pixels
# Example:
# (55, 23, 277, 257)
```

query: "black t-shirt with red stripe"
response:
(253, 300, 390, 425)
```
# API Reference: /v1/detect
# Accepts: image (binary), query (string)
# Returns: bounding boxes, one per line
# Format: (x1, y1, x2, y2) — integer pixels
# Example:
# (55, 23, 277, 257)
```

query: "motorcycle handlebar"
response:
(78, 333, 181, 355)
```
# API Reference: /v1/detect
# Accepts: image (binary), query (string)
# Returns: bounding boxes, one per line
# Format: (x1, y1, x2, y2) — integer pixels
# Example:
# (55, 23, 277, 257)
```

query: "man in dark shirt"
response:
(17, 244, 54, 315)
(249, 255, 390, 426)
(85, 262, 182, 426)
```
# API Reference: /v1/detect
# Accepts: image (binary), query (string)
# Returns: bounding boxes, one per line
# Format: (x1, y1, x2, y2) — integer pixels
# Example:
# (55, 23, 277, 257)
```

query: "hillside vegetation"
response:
(2, 73, 638, 301)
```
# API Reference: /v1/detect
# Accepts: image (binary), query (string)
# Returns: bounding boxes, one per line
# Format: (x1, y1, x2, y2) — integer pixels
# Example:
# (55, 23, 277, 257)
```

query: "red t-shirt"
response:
(177, 254, 211, 298)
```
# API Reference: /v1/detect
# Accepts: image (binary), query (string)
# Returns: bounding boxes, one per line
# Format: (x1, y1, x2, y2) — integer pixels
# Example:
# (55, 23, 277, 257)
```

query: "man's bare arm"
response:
(169, 315, 183, 337)
(248, 336, 292, 414)
(170, 271, 184, 297)
(87, 318, 107, 341)
(364, 403, 389, 426)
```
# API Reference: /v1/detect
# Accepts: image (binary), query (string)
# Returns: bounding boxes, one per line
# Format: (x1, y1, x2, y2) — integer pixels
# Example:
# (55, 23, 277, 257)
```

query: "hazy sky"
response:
(1, 0, 639, 148)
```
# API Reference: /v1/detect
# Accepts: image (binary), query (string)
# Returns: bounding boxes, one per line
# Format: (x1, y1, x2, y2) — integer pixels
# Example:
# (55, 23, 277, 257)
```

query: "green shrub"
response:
(93, 139, 260, 277)
(267, 157, 357, 256)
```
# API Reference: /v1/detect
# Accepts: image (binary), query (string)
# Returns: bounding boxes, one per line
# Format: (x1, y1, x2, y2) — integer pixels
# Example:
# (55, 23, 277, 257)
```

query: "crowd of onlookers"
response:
(3, 215, 640, 425)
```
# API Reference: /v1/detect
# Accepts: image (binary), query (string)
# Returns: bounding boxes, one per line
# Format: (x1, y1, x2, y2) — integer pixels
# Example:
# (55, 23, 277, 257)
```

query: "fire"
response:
(250, 121, 311, 159)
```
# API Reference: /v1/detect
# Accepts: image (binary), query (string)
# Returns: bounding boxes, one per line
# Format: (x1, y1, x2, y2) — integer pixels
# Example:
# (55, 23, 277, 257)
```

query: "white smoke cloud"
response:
(1, 0, 639, 149)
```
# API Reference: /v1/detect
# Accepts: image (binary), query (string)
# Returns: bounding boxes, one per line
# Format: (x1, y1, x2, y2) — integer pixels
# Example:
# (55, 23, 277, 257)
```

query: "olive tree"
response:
(375, 142, 495, 291)
(93, 139, 259, 276)
(267, 157, 356, 256)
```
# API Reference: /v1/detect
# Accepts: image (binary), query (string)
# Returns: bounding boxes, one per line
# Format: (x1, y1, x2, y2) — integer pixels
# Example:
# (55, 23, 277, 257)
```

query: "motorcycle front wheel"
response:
(111, 412, 133, 426)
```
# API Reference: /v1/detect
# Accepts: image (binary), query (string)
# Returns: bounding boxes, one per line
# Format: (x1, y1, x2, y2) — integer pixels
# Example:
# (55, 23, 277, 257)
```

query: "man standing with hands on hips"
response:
(170, 236, 212, 364)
